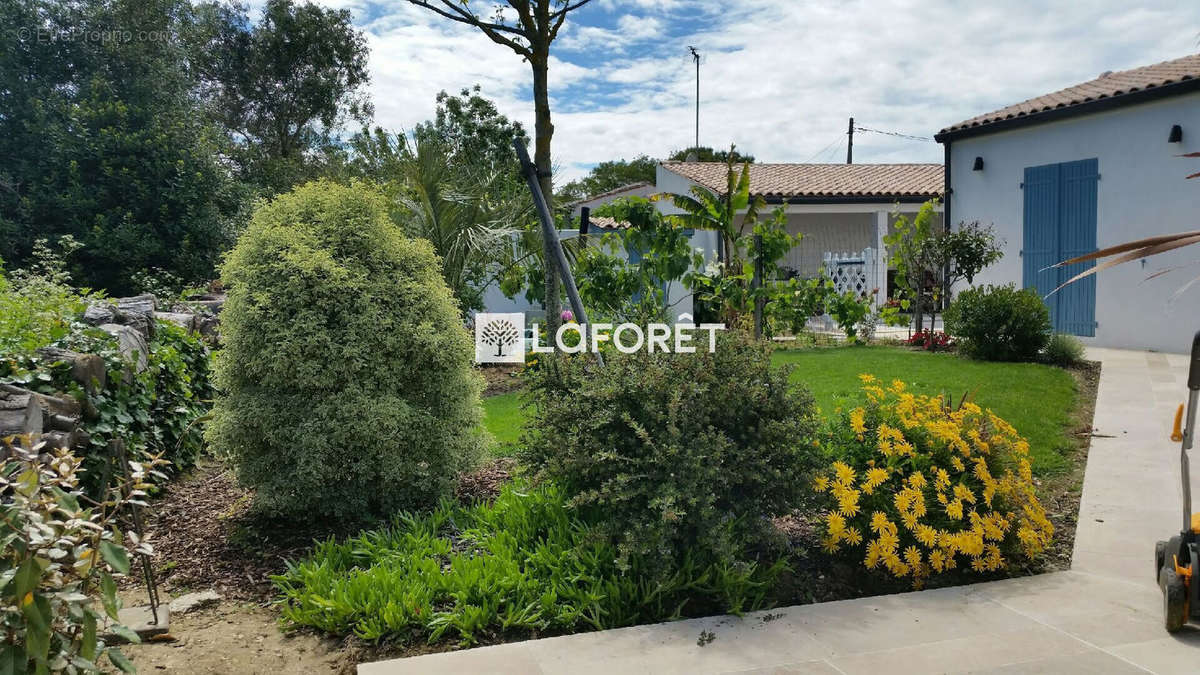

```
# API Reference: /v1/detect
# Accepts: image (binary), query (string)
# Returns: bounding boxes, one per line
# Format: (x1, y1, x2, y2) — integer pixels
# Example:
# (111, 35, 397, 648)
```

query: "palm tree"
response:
(394, 135, 528, 312)
(653, 147, 765, 268)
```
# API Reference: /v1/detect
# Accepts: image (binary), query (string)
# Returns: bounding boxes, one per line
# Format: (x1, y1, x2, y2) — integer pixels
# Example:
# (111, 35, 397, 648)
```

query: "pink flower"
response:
(561, 310, 574, 322)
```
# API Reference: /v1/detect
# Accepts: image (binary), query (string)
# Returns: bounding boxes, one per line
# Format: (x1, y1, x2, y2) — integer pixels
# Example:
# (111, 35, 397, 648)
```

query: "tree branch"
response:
(549, 0, 593, 40)
(404, 0, 532, 56)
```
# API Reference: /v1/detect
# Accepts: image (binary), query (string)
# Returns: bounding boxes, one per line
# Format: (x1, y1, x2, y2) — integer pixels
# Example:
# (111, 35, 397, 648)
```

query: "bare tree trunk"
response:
(531, 50, 561, 336)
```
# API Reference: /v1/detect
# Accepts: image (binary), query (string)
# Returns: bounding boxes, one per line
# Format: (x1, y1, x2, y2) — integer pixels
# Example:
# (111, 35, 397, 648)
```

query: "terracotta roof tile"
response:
(941, 53, 1200, 136)
(658, 162, 943, 200)
(585, 215, 632, 230)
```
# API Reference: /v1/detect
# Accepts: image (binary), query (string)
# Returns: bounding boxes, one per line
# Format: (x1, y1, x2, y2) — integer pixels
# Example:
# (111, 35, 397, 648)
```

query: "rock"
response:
(36, 347, 106, 394)
(0, 384, 42, 437)
(117, 293, 157, 317)
(99, 324, 149, 374)
(197, 314, 221, 342)
(168, 590, 222, 615)
(154, 311, 198, 332)
(83, 302, 119, 326)
(117, 294, 157, 339)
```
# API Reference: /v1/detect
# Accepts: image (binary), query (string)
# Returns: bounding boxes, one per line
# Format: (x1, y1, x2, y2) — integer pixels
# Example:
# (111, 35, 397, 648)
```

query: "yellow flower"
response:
(870, 511, 891, 534)
(946, 499, 964, 520)
(951, 456, 966, 473)
(844, 526, 863, 546)
(826, 512, 847, 537)
(929, 549, 946, 572)
(915, 524, 938, 547)
(833, 461, 856, 486)
(862, 467, 889, 494)
(953, 484, 976, 504)
(837, 488, 862, 517)
(889, 379, 906, 394)
(813, 475, 830, 493)
(908, 471, 927, 490)
(849, 407, 867, 438)
(822, 536, 841, 554)
(858, 373, 877, 384)
(904, 545, 923, 570)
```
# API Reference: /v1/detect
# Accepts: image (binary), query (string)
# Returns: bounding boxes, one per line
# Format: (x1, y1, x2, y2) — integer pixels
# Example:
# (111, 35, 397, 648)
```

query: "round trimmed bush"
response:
(944, 284, 1051, 362)
(208, 180, 485, 520)
(522, 332, 820, 570)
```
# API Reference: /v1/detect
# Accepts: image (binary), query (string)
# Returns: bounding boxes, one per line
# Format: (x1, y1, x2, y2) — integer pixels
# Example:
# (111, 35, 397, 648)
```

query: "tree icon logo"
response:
(474, 312, 526, 363)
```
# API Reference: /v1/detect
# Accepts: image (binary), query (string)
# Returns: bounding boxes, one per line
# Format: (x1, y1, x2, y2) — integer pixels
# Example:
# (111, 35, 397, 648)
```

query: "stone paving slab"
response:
(361, 349, 1200, 674)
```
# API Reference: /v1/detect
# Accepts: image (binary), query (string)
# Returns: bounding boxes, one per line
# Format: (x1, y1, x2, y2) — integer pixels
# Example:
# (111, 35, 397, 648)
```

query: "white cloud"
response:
(312, 0, 1200, 182)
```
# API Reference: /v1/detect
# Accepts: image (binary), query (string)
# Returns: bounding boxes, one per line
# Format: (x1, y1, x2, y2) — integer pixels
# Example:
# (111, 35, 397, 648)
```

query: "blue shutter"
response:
(1021, 159, 1099, 337)
(1022, 164, 1061, 323)
(1057, 159, 1098, 336)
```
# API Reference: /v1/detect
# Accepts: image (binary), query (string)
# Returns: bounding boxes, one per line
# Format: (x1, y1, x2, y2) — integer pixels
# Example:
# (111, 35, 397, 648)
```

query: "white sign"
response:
(475, 313, 525, 364)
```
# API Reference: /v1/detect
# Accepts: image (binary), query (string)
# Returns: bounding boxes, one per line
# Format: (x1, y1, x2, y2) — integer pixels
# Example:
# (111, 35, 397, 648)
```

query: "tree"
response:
(668, 146, 755, 164)
(403, 0, 597, 337)
(886, 201, 1002, 338)
(190, 0, 372, 192)
(413, 86, 528, 172)
(0, 0, 241, 294)
(558, 155, 658, 207)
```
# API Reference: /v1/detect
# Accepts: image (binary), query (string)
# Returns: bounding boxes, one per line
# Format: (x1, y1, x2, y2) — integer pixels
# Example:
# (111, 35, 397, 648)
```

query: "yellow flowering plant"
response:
(813, 374, 1053, 587)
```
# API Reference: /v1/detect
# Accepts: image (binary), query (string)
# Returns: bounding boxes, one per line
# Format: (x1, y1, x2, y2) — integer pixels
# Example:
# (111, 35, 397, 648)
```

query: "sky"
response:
(282, 1, 1200, 183)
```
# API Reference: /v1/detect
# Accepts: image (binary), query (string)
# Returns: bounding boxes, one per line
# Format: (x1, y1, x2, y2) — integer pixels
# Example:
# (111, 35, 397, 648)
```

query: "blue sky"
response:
(302, 1, 1200, 182)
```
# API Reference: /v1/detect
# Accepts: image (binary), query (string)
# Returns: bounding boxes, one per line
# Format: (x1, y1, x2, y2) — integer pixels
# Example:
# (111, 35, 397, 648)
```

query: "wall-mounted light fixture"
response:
(1169, 125, 1183, 143)
(972, 156, 984, 171)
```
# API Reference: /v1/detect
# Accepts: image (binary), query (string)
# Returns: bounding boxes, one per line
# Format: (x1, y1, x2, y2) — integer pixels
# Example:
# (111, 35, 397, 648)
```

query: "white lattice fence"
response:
(822, 248, 881, 308)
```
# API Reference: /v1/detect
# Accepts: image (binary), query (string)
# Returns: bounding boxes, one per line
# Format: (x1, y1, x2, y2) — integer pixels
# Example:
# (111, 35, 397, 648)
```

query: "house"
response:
(655, 161, 943, 296)
(569, 181, 654, 223)
(936, 53, 1200, 353)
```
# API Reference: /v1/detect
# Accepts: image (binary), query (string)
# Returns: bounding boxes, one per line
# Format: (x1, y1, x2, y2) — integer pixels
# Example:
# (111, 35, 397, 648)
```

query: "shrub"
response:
(943, 284, 1051, 362)
(0, 238, 94, 355)
(522, 332, 820, 570)
(209, 180, 485, 520)
(1, 435, 164, 673)
(273, 483, 782, 646)
(814, 376, 1054, 588)
(1044, 333, 1085, 367)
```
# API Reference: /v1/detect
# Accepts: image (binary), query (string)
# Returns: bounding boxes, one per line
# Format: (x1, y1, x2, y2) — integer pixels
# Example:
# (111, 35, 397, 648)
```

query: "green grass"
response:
(772, 346, 1078, 474)
(483, 392, 524, 449)
(481, 347, 1080, 475)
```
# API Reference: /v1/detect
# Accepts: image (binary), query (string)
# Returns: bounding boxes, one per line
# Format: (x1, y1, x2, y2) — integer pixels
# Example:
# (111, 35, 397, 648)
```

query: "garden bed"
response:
(127, 346, 1100, 669)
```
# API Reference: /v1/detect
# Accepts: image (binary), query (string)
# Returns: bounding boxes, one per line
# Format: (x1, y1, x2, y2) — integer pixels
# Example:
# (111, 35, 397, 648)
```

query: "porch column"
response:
(874, 210, 888, 308)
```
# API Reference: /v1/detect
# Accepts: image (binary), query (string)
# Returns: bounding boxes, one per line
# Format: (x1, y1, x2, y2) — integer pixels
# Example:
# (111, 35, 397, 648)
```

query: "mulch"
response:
(478, 364, 525, 396)
(136, 457, 519, 603)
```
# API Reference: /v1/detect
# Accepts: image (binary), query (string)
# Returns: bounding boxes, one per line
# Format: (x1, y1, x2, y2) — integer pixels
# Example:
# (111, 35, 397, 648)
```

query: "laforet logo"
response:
(474, 312, 725, 364)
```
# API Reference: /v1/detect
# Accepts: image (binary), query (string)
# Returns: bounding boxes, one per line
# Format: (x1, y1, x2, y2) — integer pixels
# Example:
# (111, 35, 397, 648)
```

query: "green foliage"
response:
(667, 146, 755, 164)
(0, 239, 94, 355)
(209, 180, 485, 520)
(557, 155, 657, 207)
(190, 0, 372, 192)
(273, 483, 783, 646)
(574, 197, 696, 321)
(885, 203, 1003, 336)
(1044, 333, 1085, 368)
(521, 333, 820, 571)
(944, 284, 1052, 362)
(0, 435, 166, 674)
(413, 85, 528, 173)
(1, 0, 242, 294)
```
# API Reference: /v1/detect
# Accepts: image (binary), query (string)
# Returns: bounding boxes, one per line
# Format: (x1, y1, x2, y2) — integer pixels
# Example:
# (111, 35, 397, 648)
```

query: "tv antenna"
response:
(688, 46, 701, 152)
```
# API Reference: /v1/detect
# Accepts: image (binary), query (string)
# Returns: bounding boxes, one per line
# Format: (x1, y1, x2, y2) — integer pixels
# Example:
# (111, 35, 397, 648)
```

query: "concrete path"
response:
(361, 348, 1200, 674)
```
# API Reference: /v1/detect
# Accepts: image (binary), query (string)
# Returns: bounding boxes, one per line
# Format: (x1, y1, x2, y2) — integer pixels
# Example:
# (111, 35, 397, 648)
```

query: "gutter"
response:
(761, 195, 937, 205)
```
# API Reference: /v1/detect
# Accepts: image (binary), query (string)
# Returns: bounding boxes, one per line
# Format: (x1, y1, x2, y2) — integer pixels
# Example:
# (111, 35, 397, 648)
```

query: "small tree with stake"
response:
(402, 0, 596, 339)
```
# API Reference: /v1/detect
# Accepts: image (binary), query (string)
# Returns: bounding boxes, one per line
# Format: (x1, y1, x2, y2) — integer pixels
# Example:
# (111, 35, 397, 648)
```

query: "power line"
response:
(853, 126, 934, 142)
(805, 133, 843, 162)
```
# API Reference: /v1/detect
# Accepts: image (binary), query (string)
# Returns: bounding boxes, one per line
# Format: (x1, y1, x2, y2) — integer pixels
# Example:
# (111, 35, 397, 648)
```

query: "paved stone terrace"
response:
(361, 348, 1200, 674)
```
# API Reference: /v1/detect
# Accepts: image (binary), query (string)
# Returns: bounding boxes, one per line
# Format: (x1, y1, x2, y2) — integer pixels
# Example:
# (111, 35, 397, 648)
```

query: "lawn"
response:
(483, 346, 1080, 474)
(483, 391, 525, 447)
(773, 346, 1078, 474)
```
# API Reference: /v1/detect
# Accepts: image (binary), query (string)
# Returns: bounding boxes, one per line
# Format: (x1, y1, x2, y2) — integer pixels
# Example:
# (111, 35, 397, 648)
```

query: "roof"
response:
(585, 215, 631, 230)
(659, 162, 943, 202)
(568, 182, 652, 209)
(938, 53, 1200, 141)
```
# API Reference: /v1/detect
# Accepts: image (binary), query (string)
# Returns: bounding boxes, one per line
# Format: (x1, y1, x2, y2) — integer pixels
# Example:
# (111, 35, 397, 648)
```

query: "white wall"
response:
(948, 91, 1200, 353)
